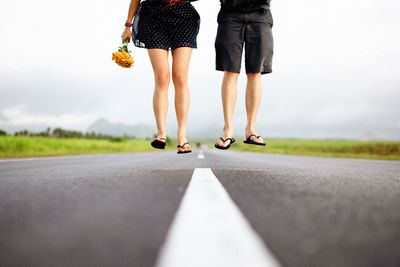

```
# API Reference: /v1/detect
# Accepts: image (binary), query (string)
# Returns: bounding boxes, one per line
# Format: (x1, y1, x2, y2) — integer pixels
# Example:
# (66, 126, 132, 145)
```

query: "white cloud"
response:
(0, 104, 97, 131)
(308, 103, 378, 126)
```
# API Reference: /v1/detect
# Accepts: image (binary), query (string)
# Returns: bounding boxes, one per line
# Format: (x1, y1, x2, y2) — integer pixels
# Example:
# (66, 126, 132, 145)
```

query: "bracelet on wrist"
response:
(125, 21, 133, 27)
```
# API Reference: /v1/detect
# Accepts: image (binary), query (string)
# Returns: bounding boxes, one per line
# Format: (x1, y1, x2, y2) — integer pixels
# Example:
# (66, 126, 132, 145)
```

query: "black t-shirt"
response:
(220, 0, 271, 12)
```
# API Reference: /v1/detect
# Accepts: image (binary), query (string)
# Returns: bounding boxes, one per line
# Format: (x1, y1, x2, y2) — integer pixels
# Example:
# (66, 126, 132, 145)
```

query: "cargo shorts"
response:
(215, 7, 274, 74)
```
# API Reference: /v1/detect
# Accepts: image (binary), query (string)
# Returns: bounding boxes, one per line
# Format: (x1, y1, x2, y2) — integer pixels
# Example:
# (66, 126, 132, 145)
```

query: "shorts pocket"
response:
(217, 9, 223, 24)
(217, 9, 230, 24)
(264, 9, 273, 28)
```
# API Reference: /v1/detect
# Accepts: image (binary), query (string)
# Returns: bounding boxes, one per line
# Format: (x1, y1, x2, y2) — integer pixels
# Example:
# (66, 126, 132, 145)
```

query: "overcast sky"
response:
(0, 0, 399, 139)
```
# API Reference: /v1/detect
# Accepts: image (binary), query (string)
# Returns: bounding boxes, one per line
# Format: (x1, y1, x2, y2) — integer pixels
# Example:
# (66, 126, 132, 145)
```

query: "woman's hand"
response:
(121, 27, 132, 44)
(122, 0, 140, 43)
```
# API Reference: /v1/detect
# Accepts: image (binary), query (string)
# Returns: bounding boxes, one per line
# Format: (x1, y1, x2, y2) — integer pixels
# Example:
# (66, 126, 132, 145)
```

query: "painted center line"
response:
(155, 168, 281, 267)
(198, 151, 205, 159)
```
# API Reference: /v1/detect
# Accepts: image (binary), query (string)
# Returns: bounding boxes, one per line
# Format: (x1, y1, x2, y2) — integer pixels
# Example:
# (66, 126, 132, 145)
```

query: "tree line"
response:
(0, 127, 136, 141)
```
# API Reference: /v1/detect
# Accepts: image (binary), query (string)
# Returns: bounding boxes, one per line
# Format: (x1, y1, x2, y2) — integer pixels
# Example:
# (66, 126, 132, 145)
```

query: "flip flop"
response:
(243, 134, 266, 146)
(177, 142, 192, 154)
(215, 137, 235, 150)
(151, 137, 166, 149)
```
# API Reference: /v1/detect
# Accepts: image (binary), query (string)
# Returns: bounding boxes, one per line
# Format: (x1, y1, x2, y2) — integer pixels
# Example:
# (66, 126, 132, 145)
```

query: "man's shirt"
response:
(220, 0, 271, 12)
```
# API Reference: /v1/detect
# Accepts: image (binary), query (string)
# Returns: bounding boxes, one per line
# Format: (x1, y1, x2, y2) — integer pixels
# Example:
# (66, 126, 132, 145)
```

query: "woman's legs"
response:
(148, 49, 170, 140)
(171, 47, 193, 151)
(216, 71, 239, 147)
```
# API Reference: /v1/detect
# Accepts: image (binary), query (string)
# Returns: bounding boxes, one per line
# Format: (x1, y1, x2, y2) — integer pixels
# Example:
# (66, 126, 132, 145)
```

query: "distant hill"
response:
(87, 118, 155, 138)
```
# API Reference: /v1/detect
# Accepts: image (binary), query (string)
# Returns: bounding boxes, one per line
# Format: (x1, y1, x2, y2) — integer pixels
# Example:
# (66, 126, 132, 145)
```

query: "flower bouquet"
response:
(112, 38, 134, 68)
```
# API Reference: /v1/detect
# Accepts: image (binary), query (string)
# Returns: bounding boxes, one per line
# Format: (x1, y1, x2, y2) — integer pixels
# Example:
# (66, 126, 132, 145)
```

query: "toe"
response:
(249, 134, 263, 144)
(216, 139, 225, 147)
(254, 136, 263, 143)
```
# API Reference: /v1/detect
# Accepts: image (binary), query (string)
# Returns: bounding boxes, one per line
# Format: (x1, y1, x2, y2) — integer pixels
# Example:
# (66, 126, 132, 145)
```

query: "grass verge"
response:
(0, 136, 176, 158)
(225, 139, 400, 160)
(1, 137, 399, 160)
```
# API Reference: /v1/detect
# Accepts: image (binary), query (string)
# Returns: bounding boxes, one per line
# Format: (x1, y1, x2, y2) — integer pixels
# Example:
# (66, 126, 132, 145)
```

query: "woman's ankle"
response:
(157, 130, 166, 138)
(222, 126, 234, 137)
(177, 130, 187, 140)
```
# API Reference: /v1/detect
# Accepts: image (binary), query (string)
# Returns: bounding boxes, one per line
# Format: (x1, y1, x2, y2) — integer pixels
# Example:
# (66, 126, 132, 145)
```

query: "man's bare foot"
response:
(216, 128, 234, 148)
(244, 131, 265, 145)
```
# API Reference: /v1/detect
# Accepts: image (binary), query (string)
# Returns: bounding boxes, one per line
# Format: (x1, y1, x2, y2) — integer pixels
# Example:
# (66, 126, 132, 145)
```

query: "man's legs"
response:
(216, 71, 239, 148)
(245, 72, 264, 144)
(242, 9, 274, 144)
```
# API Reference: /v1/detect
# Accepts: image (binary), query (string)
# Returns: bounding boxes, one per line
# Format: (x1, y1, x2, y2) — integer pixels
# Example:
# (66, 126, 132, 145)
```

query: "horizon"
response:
(0, 117, 391, 141)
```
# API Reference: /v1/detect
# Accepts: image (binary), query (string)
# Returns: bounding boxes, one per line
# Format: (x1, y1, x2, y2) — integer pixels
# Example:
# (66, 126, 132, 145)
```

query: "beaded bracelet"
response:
(125, 21, 133, 27)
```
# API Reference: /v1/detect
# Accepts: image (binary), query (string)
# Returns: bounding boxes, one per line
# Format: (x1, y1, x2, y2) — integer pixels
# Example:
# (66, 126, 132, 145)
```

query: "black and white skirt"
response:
(132, 0, 200, 50)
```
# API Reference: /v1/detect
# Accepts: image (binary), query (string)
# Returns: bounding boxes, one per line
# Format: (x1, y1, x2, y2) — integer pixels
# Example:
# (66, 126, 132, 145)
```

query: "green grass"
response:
(0, 136, 176, 158)
(224, 139, 400, 160)
(1, 136, 399, 160)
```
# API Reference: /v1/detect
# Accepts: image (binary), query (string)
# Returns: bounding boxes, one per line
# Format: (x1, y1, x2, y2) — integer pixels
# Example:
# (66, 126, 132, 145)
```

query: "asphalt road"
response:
(0, 147, 399, 267)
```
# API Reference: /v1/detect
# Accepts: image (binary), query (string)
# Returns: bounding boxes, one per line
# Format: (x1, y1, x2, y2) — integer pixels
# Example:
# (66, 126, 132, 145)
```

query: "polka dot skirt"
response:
(132, 0, 200, 50)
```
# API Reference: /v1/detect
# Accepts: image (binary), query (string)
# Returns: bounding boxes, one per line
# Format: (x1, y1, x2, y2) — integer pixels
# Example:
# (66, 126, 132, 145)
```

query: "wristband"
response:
(125, 21, 133, 27)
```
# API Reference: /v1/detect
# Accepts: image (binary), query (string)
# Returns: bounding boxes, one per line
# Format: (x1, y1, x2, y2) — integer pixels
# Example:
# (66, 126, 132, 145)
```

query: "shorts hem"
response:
(246, 69, 273, 75)
(261, 70, 272, 75)
(216, 66, 241, 73)
(216, 67, 272, 74)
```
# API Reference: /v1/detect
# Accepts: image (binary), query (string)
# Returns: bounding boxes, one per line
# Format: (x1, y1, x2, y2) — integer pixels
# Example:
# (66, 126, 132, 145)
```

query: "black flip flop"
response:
(215, 137, 235, 150)
(151, 137, 166, 149)
(177, 142, 192, 154)
(243, 134, 266, 146)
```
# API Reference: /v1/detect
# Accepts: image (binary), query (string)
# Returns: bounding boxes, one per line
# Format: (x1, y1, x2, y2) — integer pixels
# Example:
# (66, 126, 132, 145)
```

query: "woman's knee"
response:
(154, 72, 170, 89)
(172, 71, 188, 88)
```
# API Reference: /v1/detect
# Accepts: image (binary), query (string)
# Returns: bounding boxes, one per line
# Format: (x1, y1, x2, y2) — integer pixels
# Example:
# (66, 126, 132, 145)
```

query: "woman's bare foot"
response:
(152, 137, 166, 142)
(151, 136, 167, 149)
(154, 130, 166, 142)
(177, 132, 191, 153)
(177, 142, 191, 153)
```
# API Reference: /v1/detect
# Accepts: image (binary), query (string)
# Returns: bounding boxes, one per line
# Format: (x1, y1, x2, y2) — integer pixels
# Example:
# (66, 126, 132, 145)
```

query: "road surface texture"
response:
(0, 147, 399, 267)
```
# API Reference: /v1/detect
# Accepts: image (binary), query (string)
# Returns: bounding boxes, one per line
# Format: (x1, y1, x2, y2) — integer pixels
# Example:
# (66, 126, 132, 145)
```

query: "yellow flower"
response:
(112, 42, 134, 68)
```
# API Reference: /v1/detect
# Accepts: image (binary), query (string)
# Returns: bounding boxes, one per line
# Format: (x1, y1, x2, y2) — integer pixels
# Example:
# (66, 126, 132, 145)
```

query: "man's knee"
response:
(224, 71, 239, 80)
(246, 72, 261, 79)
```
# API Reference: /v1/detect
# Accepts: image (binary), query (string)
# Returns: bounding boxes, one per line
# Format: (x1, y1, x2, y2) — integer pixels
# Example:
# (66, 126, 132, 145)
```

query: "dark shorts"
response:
(132, 0, 200, 50)
(215, 8, 274, 74)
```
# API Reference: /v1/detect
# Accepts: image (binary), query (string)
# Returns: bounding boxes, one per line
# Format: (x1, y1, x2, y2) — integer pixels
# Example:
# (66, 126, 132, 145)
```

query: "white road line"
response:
(198, 150, 205, 159)
(155, 168, 281, 267)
